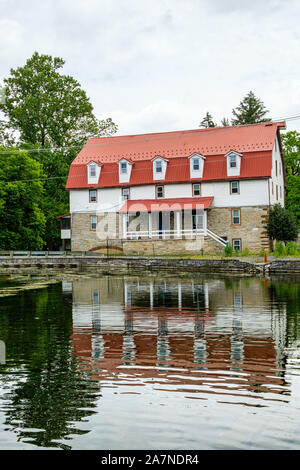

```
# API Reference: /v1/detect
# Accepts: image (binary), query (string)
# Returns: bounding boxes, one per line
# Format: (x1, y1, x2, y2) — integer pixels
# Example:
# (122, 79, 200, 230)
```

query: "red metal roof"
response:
(66, 122, 285, 189)
(120, 197, 214, 213)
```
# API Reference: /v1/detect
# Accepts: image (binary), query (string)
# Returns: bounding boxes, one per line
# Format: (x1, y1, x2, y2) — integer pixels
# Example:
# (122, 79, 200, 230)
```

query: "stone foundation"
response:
(123, 238, 205, 255)
(70, 206, 271, 254)
(207, 206, 270, 252)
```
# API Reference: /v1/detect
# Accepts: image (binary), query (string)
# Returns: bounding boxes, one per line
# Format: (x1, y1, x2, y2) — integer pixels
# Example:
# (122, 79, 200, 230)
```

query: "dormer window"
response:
(193, 158, 200, 171)
(152, 156, 168, 180)
(225, 151, 242, 177)
(89, 163, 96, 177)
(87, 161, 101, 185)
(156, 160, 162, 173)
(118, 158, 133, 184)
(121, 162, 127, 174)
(189, 153, 205, 178)
(229, 155, 237, 168)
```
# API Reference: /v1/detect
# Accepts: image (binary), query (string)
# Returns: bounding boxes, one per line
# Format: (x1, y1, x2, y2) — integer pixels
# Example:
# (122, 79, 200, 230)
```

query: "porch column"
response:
(203, 210, 207, 235)
(122, 213, 128, 239)
(148, 212, 152, 238)
(175, 210, 181, 238)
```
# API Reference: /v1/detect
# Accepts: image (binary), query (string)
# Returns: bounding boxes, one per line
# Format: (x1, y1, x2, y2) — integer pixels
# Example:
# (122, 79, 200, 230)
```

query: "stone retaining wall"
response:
(0, 256, 299, 274)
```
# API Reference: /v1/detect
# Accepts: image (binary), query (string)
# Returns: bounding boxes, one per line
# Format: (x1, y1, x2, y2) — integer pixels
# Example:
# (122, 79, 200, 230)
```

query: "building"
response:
(60, 121, 286, 254)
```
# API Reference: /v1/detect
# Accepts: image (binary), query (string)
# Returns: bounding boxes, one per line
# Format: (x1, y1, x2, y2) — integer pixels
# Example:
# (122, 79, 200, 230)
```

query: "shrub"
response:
(273, 242, 286, 257)
(224, 244, 233, 256)
(285, 241, 300, 256)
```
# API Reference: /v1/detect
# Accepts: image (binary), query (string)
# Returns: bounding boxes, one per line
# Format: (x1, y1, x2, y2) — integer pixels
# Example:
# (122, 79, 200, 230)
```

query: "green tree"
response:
(0, 120, 16, 147)
(221, 117, 230, 126)
(281, 131, 300, 224)
(0, 52, 118, 249)
(200, 112, 216, 128)
(0, 52, 117, 147)
(0, 148, 46, 249)
(231, 91, 271, 125)
(266, 203, 298, 246)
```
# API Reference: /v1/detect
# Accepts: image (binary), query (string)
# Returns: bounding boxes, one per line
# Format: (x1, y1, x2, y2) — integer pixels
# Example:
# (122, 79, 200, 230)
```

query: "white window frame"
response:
(230, 155, 237, 168)
(89, 164, 96, 177)
(90, 215, 97, 231)
(122, 188, 130, 200)
(121, 162, 127, 174)
(193, 183, 201, 197)
(156, 160, 162, 173)
(230, 181, 239, 194)
(232, 209, 241, 225)
(156, 185, 164, 199)
(232, 238, 242, 252)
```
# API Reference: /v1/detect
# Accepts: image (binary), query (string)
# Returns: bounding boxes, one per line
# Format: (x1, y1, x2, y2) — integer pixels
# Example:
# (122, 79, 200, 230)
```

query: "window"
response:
(156, 185, 164, 198)
(276, 185, 278, 200)
(230, 181, 239, 194)
(121, 162, 127, 174)
(89, 164, 96, 177)
(89, 189, 97, 202)
(122, 188, 130, 200)
(232, 238, 242, 251)
(232, 209, 240, 225)
(192, 209, 203, 230)
(156, 160, 162, 173)
(230, 155, 237, 168)
(272, 181, 274, 195)
(193, 158, 200, 171)
(90, 215, 97, 231)
(61, 218, 70, 230)
(193, 183, 201, 196)
(275, 161, 278, 177)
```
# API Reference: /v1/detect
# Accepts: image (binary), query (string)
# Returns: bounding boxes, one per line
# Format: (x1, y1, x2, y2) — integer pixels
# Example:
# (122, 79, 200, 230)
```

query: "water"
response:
(0, 271, 299, 450)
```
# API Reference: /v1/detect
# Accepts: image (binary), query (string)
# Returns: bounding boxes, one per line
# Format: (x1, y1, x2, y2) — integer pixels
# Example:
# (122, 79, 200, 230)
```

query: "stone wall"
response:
(207, 205, 270, 252)
(71, 212, 122, 252)
(71, 205, 271, 254)
(123, 238, 205, 256)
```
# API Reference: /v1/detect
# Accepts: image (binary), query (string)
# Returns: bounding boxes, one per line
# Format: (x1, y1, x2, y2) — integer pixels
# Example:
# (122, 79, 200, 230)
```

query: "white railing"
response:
(124, 228, 228, 247)
(206, 229, 228, 247)
(125, 229, 205, 240)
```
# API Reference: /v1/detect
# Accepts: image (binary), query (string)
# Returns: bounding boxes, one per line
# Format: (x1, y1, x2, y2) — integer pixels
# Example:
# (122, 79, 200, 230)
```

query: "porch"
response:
(120, 197, 227, 248)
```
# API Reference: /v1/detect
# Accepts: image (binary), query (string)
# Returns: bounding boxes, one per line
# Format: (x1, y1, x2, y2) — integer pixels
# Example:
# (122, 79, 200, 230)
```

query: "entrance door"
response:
(158, 211, 163, 235)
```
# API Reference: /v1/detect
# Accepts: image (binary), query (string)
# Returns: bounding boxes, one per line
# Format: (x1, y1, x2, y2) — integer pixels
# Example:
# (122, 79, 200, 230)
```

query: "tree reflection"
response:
(0, 283, 100, 449)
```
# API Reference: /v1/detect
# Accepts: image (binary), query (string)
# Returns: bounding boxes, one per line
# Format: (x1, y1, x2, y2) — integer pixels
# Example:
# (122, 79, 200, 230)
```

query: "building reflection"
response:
(68, 276, 289, 401)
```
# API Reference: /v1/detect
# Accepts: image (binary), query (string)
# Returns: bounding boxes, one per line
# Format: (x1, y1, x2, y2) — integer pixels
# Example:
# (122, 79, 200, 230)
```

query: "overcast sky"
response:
(1, 0, 300, 136)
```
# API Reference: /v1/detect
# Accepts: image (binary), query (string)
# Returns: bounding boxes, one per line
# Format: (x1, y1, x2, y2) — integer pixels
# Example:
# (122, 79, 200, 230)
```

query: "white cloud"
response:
(0, 0, 300, 134)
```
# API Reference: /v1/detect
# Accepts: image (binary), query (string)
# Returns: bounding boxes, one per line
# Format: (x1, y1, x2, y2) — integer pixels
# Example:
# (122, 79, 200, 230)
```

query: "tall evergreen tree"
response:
(221, 117, 230, 126)
(231, 91, 271, 125)
(199, 112, 216, 128)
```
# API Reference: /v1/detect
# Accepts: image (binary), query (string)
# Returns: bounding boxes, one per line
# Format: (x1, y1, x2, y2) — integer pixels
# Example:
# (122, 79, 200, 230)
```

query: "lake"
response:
(0, 270, 299, 450)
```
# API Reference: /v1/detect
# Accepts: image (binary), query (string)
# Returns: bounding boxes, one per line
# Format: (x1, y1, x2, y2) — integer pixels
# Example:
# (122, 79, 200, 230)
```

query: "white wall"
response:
(70, 178, 270, 214)
(70, 188, 122, 213)
(269, 136, 285, 206)
(202, 179, 269, 207)
(130, 185, 155, 200)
